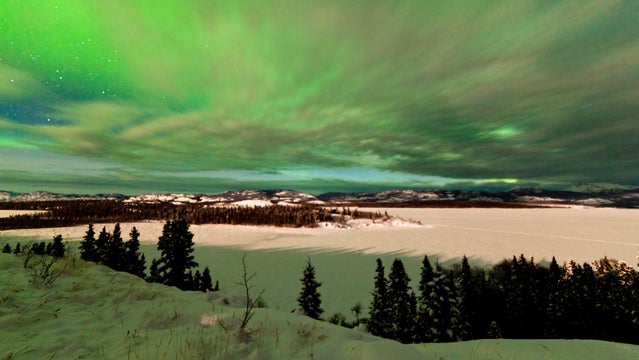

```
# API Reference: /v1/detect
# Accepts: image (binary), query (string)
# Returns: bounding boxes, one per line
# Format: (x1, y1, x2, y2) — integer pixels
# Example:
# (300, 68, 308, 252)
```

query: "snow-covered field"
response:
(2, 208, 639, 359)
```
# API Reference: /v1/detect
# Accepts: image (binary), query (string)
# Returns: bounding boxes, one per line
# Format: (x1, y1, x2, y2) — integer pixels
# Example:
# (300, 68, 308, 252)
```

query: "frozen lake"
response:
(3, 207, 637, 314)
(2, 207, 637, 266)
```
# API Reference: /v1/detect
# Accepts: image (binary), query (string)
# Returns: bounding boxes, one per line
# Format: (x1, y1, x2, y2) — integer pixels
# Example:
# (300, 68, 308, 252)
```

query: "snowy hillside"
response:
(2, 253, 639, 359)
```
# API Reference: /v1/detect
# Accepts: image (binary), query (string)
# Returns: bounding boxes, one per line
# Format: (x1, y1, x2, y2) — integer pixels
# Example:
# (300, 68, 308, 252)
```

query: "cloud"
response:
(0, 0, 638, 192)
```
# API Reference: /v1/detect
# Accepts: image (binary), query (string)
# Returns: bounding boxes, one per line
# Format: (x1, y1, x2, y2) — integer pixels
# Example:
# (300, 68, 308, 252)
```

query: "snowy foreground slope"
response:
(2, 254, 639, 360)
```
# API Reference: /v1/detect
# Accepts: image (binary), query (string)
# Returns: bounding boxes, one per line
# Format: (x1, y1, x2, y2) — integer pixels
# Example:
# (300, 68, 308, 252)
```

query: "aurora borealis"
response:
(1, 1, 638, 194)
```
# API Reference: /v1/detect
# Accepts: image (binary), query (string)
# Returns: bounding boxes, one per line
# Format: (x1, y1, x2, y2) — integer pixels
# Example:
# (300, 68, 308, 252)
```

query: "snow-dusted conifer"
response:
(297, 257, 323, 320)
(425, 266, 461, 342)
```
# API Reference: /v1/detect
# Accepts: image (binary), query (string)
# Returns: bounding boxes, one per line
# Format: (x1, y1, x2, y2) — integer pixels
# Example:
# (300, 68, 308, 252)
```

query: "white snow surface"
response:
(231, 199, 274, 207)
(2, 208, 639, 358)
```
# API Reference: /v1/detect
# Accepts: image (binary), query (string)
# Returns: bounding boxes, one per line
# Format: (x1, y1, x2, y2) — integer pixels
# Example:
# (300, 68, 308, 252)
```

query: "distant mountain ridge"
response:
(1, 186, 638, 208)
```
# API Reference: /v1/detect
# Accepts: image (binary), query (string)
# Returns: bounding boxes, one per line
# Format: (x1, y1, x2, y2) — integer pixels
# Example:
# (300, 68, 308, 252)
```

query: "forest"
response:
(0, 200, 383, 229)
(323, 254, 639, 345)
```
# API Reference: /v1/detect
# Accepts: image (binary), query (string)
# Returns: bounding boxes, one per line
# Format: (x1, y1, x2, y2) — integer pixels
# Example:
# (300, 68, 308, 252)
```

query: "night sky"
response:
(1, 1, 638, 194)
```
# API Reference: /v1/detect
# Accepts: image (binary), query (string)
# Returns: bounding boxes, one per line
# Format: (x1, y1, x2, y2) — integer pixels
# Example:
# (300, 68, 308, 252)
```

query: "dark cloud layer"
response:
(1, 1, 637, 193)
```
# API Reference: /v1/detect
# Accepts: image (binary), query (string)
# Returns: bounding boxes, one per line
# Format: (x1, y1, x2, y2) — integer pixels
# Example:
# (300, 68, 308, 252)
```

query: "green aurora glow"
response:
(1, 1, 638, 194)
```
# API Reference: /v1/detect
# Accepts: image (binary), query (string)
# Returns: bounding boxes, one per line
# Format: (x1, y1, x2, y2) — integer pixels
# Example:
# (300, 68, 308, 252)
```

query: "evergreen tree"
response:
(51, 234, 65, 258)
(457, 255, 475, 340)
(36, 241, 46, 255)
(544, 256, 564, 338)
(2, 243, 10, 253)
(424, 266, 461, 342)
(387, 258, 415, 343)
(368, 258, 391, 338)
(153, 218, 199, 290)
(200, 267, 214, 292)
(297, 257, 323, 320)
(146, 258, 161, 283)
(105, 223, 126, 271)
(95, 226, 111, 263)
(193, 270, 202, 291)
(79, 224, 98, 262)
(416, 255, 435, 342)
(124, 226, 146, 278)
(13, 242, 21, 254)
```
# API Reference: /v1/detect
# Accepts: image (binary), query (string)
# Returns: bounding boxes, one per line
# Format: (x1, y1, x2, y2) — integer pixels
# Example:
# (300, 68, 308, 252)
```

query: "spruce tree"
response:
(368, 258, 390, 338)
(51, 234, 65, 258)
(3, 243, 11, 253)
(387, 258, 416, 343)
(193, 270, 202, 291)
(146, 258, 161, 283)
(297, 257, 323, 320)
(105, 223, 126, 271)
(13, 242, 21, 254)
(457, 255, 475, 340)
(544, 256, 564, 338)
(425, 266, 461, 342)
(124, 226, 146, 279)
(416, 255, 435, 342)
(79, 224, 98, 262)
(200, 267, 214, 292)
(153, 218, 199, 290)
(95, 226, 110, 263)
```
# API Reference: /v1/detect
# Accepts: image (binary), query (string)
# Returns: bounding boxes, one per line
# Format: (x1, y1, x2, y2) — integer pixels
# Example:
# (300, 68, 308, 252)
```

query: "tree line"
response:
(77, 220, 218, 292)
(0, 200, 385, 230)
(2, 219, 217, 292)
(2, 235, 66, 258)
(296, 254, 639, 345)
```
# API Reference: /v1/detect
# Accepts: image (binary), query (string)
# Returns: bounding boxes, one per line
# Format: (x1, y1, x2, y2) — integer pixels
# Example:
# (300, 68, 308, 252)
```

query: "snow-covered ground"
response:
(2, 208, 639, 358)
(2, 253, 639, 360)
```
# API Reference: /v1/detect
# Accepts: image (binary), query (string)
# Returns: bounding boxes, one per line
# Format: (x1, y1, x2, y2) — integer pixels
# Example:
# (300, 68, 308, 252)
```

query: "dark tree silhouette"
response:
(13, 242, 21, 254)
(152, 218, 199, 290)
(297, 257, 323, 320)
(200, 266, 214, 292)
(146, 258, 161, 284)
(51, 234, 65, 258)
(2, 243, 11, 253)
(456, 255, 475, 340)
(368, 258, 390, 338)
(95, 226, 110, 263)
(79, 224, 98, 262)
(124, 226, 146, 279)
(387, 258, 416, 343)
(104, 223, 126, 271)
(416, 255, 435, 342)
